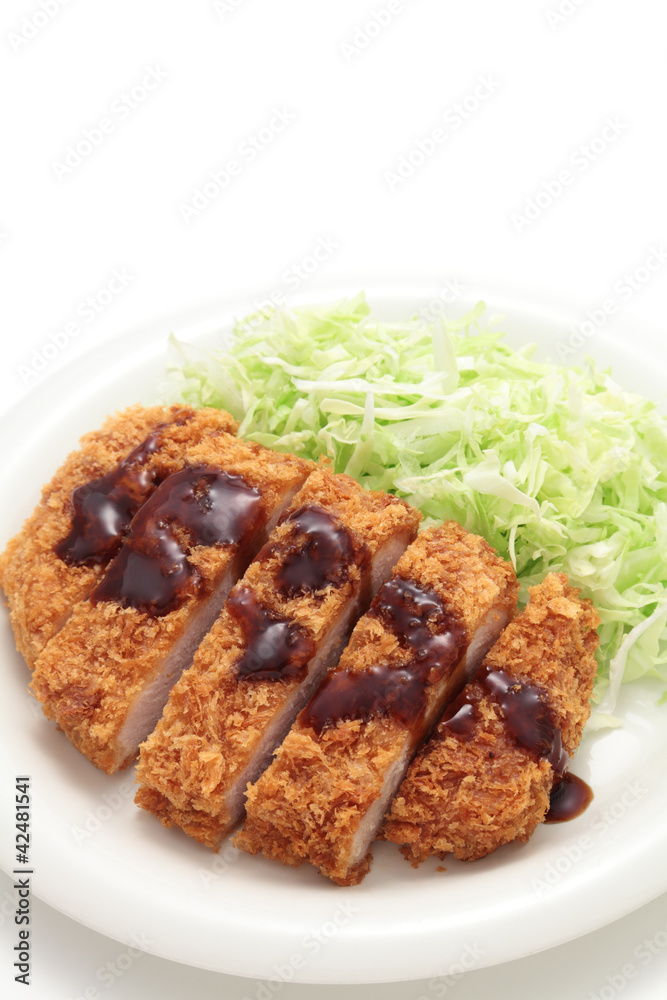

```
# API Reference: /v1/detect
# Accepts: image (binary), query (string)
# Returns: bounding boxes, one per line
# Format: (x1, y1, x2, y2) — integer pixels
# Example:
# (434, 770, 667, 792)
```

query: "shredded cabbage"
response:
(165, 293, 667, 720)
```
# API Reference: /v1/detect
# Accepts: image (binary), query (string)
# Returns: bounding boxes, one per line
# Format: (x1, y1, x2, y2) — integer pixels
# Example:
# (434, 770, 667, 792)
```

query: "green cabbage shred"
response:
(165, 293, 667, 725)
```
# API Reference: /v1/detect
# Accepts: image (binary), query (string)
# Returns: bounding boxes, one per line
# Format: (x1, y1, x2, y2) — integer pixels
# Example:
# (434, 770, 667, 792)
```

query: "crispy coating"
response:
(384, 573, 600, 864)
(30, 435, 313, 774)
(0, 405, 238, 667)
(235, 521, 519, 885)
(135, 469, 420, 847)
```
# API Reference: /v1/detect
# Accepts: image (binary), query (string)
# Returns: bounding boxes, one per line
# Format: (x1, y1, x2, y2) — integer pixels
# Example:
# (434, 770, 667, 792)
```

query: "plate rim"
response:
(1, 280, 666, 984)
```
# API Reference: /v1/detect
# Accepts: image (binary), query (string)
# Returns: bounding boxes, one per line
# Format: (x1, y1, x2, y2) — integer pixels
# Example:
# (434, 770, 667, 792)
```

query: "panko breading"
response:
(0, 405, 237, 667)
(384, 573, 599, 864)
(135, 468, 420, 847)
(235, 521, 519, 885)
(30, 435, 313, 774)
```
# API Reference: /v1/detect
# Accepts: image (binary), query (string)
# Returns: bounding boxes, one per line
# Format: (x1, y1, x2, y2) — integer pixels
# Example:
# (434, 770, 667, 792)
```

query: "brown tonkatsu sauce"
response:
(440, 666, 592, 821)
(301, 664, 423, 733)
(261, 504, 361, 597)
(545, 772, 593, 823)
(441, 667, 567, 774)
(441, 700, 476, 737)
(56, 414, 191, 567)
(440, 667, 568, 774)
(227, 586, 315, 682)
(91, 465, 261, 617)
(301, 577, 466, 735)
(226, 505, 368, 682)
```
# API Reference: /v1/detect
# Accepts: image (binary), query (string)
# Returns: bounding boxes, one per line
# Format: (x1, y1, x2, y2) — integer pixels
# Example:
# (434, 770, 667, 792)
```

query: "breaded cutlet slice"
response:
(235, 521, 519, 886)
(384, 573, 599, 864)
(135, 469, 420, 848)
(0, 405, 237, 668)
(30, 436, 313, 774)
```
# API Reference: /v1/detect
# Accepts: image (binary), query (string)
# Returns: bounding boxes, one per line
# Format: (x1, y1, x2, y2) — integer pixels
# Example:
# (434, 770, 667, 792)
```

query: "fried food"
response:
(384, 573, 599, 864)
(135, 468, 420, 847)
(0, 405, 237, 667)
(235, 521, 519, 885)
(29, 434, 313, 773)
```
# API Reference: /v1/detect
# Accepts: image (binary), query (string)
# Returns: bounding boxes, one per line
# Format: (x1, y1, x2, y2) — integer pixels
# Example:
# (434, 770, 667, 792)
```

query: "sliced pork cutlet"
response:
(30, 436, 313, 774)
(384, 573, 599, 865)
(0, 404, 237, 668)
(135, 468, 420, 848)
(235, 521, 519, 886)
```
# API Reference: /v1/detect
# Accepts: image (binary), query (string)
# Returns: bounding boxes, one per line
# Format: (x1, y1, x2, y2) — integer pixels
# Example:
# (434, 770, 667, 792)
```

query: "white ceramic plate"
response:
(1, 284, 666, 984)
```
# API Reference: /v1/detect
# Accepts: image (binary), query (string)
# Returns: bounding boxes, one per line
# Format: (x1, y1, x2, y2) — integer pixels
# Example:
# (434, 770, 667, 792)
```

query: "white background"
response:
(1, 0, 666, 997)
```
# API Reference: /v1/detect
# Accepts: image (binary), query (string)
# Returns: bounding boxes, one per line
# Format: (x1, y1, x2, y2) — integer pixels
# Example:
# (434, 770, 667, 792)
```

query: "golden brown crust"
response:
(0, 405, 238, 667)
(30, 435, 313, 774)
(235, 521, 519, 885)
(384, 573, 600, 864)
(135, 469, 421, 847)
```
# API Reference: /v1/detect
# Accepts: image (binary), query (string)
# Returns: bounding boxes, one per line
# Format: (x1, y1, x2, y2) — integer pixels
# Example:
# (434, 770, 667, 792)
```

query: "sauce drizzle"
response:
(545, 772, 593, 823)
(440, 665, 568, 775)
(56, 415, 190, 567)
(228, 586, 315, 681)
(439, 665, 593, 822)
(261, 504, 359, 597)
(91, 465, 261, 617)
(301, 576, 465, 734)
(440, 701, 476, 737)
